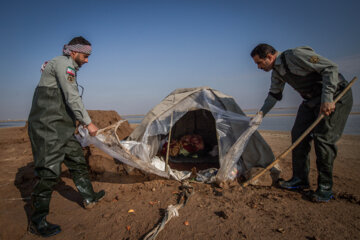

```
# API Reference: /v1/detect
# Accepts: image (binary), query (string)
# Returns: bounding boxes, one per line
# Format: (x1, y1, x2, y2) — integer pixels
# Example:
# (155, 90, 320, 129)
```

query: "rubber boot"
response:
(311, 171, 334, 203)
(83, 190, 106, 209)
(279, 176, 310, 190)
(311, 140, 335, 202)
(311, 187, 333, 203)
(28, 196, 61, 237)
(73, 176, 105, 209)
(280, 146, 310, 190)
(284, 104, 313, 191)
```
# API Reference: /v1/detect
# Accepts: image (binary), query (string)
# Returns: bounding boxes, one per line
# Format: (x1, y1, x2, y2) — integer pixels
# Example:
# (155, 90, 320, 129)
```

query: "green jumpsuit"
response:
(28, 55, 99, 228)
(260, 46, 353, 200)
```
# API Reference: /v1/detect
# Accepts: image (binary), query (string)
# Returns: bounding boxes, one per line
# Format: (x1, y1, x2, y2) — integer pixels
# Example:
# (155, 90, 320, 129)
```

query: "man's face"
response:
(71, 52, 89, 67)
(252, 54, 275, 72)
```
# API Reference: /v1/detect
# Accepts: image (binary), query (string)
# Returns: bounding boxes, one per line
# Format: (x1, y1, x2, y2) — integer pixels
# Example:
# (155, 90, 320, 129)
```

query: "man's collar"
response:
(69, 56, 80, 70)
(274, 51, 282, 66)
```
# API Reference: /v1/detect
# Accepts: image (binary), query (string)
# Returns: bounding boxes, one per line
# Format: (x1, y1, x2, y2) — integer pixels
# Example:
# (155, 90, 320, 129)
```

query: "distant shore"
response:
(2, 105, 359, 122)
(0, 120, 27, 123)
(122, 111, 360, 120)
(1, 108, 359, 134)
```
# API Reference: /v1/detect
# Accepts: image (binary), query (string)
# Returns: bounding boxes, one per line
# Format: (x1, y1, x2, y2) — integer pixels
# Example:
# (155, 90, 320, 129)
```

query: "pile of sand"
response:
(84, 110, 135, 177)
(87, 110, 133, 140)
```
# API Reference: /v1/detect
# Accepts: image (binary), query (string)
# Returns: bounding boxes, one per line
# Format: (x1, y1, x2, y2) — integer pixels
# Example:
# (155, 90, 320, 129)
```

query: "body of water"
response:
(121, 113, 360, 135)
(122, 105, 360, 135)
(1, 106, 359, 135)
(258, 114, 360, 135)
(245, 105, 360, 135)
(0, 121, 26, 128)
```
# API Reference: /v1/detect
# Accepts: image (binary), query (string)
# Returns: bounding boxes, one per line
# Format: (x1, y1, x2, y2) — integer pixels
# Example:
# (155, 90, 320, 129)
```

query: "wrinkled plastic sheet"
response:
(76, 111, 262, 182)
(76, 124, 170, 179)
(75, 89, 263, 181)
(135, 90, 263, 181)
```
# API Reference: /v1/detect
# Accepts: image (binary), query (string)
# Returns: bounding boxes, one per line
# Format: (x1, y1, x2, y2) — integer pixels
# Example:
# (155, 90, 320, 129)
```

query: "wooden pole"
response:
(165, 112, 174, 173)
(165, 95, 176, 173)
(242, 76, 357, 187)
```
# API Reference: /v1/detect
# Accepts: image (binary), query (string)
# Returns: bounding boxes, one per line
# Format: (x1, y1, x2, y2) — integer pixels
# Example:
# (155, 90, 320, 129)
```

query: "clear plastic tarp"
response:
(76, 87, 274, 182)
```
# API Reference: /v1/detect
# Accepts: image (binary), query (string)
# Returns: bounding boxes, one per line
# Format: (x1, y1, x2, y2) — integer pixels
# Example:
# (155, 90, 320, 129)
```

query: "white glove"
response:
(249, 111, 263, 126)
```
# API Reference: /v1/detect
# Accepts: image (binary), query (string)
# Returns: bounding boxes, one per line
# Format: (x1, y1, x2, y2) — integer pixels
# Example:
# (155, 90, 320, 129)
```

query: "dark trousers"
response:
(291, 89, 353, 190)
(29, 135, 92, 222)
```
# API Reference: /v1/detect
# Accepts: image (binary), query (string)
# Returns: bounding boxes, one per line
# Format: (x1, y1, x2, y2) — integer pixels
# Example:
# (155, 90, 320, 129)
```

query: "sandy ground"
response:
(0, 111, 359, 240)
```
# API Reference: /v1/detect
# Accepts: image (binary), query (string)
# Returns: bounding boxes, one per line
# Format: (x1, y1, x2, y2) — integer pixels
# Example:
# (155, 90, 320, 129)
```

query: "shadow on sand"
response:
(14, 160, 161, 223)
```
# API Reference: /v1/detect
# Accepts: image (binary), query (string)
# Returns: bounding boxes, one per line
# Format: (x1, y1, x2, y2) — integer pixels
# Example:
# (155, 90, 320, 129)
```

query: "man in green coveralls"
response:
(250, 43, 353, 203)
(28, 36, 105, 237)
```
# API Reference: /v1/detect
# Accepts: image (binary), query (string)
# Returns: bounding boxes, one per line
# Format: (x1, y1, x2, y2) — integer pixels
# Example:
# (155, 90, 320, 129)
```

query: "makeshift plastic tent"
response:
(77, 87, 274, 182)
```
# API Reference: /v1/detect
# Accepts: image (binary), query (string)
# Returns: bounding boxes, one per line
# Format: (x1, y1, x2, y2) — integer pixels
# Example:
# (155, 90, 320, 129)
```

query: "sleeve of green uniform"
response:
(260, 72, 284, 116)
(288, 49, 339, 103)
(54, 62, 92, 125)
(260, 94, 277, 116)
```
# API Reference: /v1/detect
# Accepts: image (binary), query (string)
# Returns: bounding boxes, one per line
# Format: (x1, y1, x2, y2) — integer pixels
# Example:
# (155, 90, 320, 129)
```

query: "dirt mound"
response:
(88, 110, 133, 140)
(84, 110, 135, 177)
(88, 110, 124, 128)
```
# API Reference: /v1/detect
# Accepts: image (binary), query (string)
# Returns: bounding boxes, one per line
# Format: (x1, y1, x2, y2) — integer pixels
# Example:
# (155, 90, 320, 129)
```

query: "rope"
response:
(114, 120, 126, 146)
(96, 120, 126, 146)
(165, 94, 176, 173)
(143, 182, 194, 240)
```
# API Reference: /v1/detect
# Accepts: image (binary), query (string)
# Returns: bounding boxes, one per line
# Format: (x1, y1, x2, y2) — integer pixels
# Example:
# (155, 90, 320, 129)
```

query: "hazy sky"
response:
(1, 0, 359, 120)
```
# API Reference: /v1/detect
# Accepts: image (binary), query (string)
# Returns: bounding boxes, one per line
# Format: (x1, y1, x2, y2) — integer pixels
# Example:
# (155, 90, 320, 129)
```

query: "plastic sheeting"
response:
(76, 123, 170, 179)
(76, 87, 274, 182)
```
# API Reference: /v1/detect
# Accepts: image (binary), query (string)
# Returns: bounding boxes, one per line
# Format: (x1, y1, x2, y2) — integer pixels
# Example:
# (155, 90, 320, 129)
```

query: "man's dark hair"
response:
(68, 36, 91, 46)
(250, 43, 276, 59)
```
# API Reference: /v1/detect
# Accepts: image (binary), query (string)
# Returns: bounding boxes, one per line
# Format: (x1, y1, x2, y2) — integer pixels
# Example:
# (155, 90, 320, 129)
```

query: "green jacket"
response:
(261, 46, 342, 115)
(36, 55, 91, 125)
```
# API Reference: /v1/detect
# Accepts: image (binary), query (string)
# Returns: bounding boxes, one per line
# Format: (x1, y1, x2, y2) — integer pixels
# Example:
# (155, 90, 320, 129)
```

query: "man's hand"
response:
(85, 123, 99, 136)
(320, 102, 336, 116)
(249, 111, 263, 126)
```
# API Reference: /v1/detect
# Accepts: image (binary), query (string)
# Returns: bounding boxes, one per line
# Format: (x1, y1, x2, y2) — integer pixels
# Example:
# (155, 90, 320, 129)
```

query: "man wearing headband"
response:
(27, 36, 105, 237)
